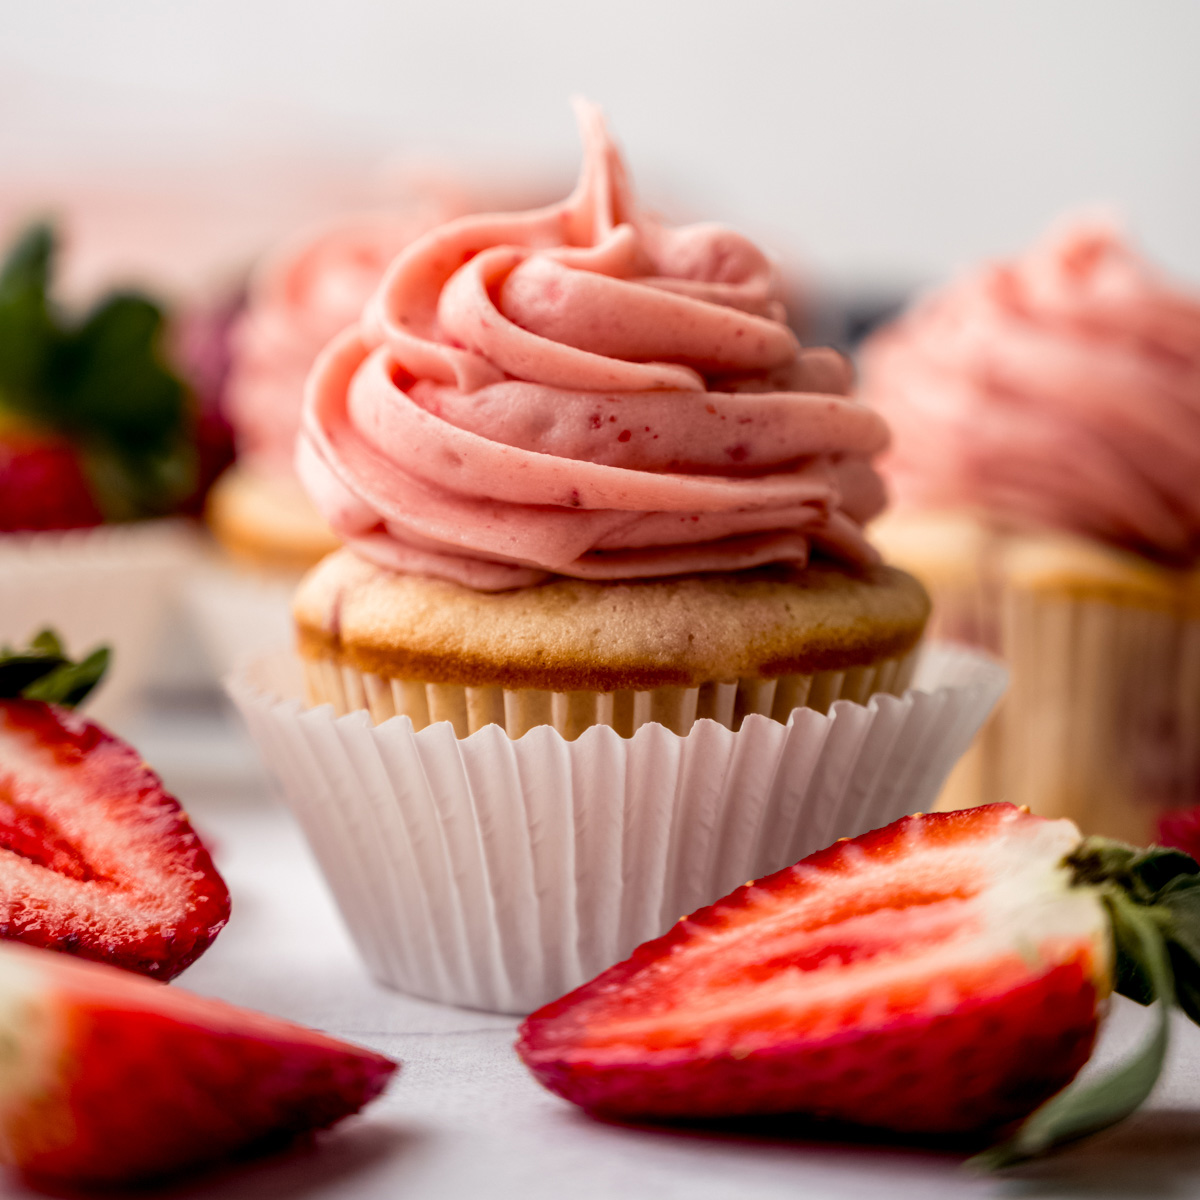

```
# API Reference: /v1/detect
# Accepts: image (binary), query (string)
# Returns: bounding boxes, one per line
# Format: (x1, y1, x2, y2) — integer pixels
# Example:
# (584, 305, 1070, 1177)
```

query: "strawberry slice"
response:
(0, 939, 397, 1188)
(518, 804, 1200, 1167)
(0, 632, 230, 979)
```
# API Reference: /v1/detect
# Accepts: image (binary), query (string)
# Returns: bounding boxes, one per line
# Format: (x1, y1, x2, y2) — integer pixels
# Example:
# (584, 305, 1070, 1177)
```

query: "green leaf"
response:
(0, 221, 60, 406)
(1127, 847, 1200, 899)
(20, 647, 110, 708)
(55, 293, 186, 446)
(78, 433, 197, 523)
(0, 221, 195, 519)
(0, 629, 109, 708)
(1154, 881, 1200, 1024)
(971, 896, 1173, 1171)
(27, 628, 64, 657)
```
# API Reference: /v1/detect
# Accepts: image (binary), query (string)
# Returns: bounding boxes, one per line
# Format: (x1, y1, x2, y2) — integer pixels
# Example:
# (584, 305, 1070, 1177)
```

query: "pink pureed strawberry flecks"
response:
(296, 101, 890, 591)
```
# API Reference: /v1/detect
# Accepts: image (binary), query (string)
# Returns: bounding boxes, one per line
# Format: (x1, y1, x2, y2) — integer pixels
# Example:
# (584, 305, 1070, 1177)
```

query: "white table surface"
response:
(14, 691, 1200, 1200)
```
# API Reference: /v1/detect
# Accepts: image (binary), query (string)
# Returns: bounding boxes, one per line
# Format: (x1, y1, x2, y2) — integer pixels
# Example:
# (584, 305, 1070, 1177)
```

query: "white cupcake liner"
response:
(227, 643, 1007, 1014)
(301, 647, 922, 738)
(183, 561, 299, 679)
(0, 522, 202, 721)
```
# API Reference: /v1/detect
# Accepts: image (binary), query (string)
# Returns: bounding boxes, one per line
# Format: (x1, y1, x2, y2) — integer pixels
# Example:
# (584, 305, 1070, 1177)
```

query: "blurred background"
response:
(4, 0, 1199, 319)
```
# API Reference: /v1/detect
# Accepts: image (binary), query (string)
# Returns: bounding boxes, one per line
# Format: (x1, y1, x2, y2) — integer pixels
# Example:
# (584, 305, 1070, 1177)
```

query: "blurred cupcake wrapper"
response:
(0, 521, 204, 721)
(998, 574, 1200, 845)
(228, 643, 1006, 1013)
(183, 561, 299, 680)
(876, 515, 1200, 842)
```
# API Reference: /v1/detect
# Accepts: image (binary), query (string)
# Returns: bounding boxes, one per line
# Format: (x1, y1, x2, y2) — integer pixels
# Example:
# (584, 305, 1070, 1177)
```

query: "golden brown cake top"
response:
(207, 467, 341, 574)
(294, 549, 931, 692)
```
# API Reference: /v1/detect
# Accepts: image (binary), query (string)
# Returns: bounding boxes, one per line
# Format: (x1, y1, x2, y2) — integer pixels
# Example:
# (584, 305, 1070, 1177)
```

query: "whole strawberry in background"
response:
(518, 803, 1200, 1169)
(0, 222, 201, 530)
(0, 418, 102, 530)
(1158, 807, 1200, 863)
(0, 630, 230, 977)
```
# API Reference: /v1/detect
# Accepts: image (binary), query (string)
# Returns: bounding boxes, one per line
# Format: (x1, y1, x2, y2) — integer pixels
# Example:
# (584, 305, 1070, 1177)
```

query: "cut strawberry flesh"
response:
(0, 941, 397, 1187)
(519, 805, 1110, 1133)
(0, 700, 230, 979)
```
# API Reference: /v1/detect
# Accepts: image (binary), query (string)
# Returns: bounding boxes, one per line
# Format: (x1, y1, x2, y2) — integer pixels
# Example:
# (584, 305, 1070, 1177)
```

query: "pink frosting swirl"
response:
(297, 103, 889, 590)
(862, 219, 1200, 566)
(228, 212, 438, 476)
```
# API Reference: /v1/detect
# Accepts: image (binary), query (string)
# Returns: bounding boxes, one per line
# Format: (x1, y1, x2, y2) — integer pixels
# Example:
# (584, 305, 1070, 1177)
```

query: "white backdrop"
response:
(3, 0, 1199, 290)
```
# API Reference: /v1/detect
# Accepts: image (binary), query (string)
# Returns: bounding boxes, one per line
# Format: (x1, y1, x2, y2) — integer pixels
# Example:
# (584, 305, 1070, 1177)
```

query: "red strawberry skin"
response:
(0, 428, 102, 531)
(0, 699, 231, 979)
(0, 942, 397, 1187)
(518, 805, 1108, 1135)
(524, 960, 1097, 1133)
(1158, 807, 1200, 862)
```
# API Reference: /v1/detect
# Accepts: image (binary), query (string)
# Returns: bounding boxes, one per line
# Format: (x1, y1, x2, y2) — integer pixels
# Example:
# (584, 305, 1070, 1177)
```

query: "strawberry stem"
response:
(972, 836, 1200, 1170)
(0, 628, 109, 708)
(972, 894, 1172, 1169)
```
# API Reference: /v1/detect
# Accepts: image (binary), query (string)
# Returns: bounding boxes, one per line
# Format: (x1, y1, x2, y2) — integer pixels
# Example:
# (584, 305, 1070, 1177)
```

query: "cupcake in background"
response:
(861, 218, 1200, 841)
(207, 212, 431, 571)
(193, 208, 468, 675)
(0, 222, 209, 718)
(230, 101, 1006, 1013)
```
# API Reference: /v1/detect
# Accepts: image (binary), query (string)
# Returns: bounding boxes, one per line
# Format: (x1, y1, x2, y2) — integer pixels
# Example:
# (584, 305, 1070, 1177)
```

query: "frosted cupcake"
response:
(231, 103, 1005, 1012)
(862, 219, 1200, 840)
(295, 104, 925, 724)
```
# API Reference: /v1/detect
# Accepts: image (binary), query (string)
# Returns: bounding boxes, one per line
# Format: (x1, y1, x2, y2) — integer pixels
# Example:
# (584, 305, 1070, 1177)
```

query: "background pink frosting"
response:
(862, 220, 1200, 566)
(228, 211, 441, 477)
(297, 103, 889, 590)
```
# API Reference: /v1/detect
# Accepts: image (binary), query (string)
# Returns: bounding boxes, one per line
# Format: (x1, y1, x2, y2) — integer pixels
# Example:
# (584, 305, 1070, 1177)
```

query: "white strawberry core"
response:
(0, 951, 64, 1159)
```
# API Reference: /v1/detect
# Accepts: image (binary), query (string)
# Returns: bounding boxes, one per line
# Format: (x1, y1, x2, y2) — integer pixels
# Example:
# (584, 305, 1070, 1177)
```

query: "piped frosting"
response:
(298, 102, 888, 590)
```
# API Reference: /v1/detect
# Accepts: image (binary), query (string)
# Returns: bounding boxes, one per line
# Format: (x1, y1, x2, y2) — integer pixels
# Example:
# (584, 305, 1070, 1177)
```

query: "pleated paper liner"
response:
(300, 646, 922, 739)
(0, 521, 203, 721)
(999, 586, 1200, 844)
(876, 514, 1200, 839)
(228, 643, 1006, 1013)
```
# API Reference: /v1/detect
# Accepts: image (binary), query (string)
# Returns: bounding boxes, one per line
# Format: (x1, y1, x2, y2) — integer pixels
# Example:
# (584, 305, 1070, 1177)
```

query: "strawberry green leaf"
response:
(0, 628, 109, 708)
(1067, 839, 1199, 904)
(0, 221, 195, 519)
(20, 648, 110, 708)
(0, 222, 59, 408)
(971, 895, 1173, 1171)
(1154, 880, 1200, 1025)
(1126, 847, 1200, 898)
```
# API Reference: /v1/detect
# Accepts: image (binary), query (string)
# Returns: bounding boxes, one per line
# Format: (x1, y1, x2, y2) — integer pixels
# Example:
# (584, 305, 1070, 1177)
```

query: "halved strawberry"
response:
(518, 804, 1200, 1167)
(0, 632, 230, 978)
(0, 939, 397, 1188)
